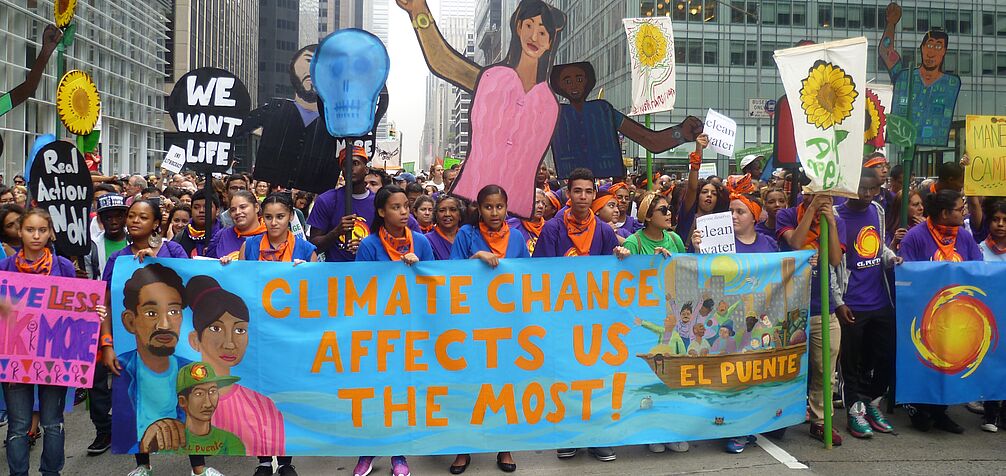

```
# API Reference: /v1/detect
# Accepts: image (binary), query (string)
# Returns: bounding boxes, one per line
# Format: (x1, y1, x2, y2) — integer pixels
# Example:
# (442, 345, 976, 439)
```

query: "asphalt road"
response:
(3, 402, 1004, 475)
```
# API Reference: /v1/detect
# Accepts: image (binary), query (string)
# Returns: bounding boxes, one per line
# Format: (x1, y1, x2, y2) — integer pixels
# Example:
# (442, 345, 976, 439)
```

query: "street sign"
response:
(749, 98, 772, 118)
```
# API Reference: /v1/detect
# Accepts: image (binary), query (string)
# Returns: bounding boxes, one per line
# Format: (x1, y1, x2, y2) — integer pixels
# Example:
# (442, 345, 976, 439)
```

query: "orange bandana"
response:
(379, 227, 414, 261)
(985, 236, 1006, 255)
(521, 217, 544, 238)
(563, 209, 596, 256)
(545, 191, 561, 211)
(479, 221, 511, 258)
(726, 174, 755, 194)
(235, 220, 267, 238)
(607, 182, 628, 195)
(591, 193, 616, 214)
(731, 193, 762, 220)
(15, 248, 53, 275)
(927, 218, 962, 262)
(864, 157, 887, 168)
(795, 203, 821, 250)
(259, 231, 295, 262)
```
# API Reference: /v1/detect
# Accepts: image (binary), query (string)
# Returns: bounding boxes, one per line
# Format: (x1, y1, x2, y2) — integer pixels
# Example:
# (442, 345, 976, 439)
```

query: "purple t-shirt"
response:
(899, 223, 983, 262)
(307, 188, 376, 262)
(532, 212, 619, 257)
(101, 241, 189, 284)
(206, 227, 261, 259)
(617, 216, 643, 239)
(776, 205, 847, 315)
(754, 220, 774, 238)
(0, 254, 76, 278)
(735, 233, 779, 253)
(837, 203, 890, 311)
(425, 229, 454, 261)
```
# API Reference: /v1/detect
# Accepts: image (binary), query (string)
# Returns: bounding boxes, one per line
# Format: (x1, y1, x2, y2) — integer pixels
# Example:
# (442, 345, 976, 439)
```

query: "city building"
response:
(300, 0, 320, 47)
(171, 0, 259, 105)
(0, 0, 171, 176)
(555, 0, 1006, 176)
(451, 31, 476, 160)
(258, 0, 301, 102)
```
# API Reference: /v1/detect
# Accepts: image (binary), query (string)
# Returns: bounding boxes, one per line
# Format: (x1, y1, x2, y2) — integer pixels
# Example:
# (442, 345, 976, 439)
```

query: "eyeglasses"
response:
(228, 185, 248, 192)
(953, 206, 966, 213)
(0, 198, 14, 205)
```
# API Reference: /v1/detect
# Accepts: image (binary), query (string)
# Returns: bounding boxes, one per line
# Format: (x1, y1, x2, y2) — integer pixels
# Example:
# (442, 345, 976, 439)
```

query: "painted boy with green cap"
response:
(173, 362, 246, 455)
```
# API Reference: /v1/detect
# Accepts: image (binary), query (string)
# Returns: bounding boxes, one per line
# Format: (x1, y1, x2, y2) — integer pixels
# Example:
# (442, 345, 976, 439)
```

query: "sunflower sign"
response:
(865, 82, 893, 154)
(56, 70, 101, 136)
(623, 17, 676, 116)
(774, 38, 868, 198)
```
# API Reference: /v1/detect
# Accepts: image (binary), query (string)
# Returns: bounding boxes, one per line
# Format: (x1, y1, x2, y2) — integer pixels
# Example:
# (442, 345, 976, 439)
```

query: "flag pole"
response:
(819, 214, 832, 449)
(899, 58, 916, 228)
(646, 114, 653, 190)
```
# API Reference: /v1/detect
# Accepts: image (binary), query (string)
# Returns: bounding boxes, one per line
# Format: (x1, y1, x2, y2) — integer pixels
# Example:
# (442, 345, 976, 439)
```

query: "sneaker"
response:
(933, 413, 965, 434)
(646, 443, 665, 453)
(966, 401, 985, 414)
(87, 433, 112, 456)
(847, 401, 874, 438)
(354, 456, 376, 476)
(74, 388, 89, 406)
(809, 422, 843, 446)
(587, 447, 616, 462)
(254, 465, 274, 476)
(905, 405, 932, 432)
(391, 456, 410, 476)
(127, 466, 153, 476)
(555, 448, 578, 459)
(725, 435, 756, 454)
(277, 466, 298, 476)
(193, 468, 224, 476)
(666, 441, 689, 452)
(864, 400, 894, 433)
(981, 423, 999, 433)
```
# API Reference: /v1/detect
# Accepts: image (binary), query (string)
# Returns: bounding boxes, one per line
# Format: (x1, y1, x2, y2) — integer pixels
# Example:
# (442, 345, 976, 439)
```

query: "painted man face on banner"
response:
(920, 32, 948, 73)
(123, 268, 186, 358)
(551, 62, 595, 104)
(290, 45, 319, 104)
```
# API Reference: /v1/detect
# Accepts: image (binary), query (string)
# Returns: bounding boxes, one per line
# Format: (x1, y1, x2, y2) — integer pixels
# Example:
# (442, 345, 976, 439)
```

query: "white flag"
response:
(774, 37, 868, 197)
(623, 17, 676, 116)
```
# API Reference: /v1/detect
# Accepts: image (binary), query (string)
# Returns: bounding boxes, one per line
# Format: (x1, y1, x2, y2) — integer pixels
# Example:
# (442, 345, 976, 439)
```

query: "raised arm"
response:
(396, 0, 480, 93)
(0, 25, 62, 117)
(680, 134, 710, 213)
(878, 2, 903, 73)
(619, 115, 703, 154)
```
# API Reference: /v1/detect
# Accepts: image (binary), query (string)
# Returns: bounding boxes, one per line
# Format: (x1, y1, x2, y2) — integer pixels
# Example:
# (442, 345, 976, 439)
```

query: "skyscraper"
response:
(172, 0, 260, 105)
(259, 0, 302, 102)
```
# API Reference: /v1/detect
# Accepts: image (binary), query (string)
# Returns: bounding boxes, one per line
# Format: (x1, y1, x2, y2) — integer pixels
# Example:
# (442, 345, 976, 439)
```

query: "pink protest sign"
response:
(0, 270, 105, 387)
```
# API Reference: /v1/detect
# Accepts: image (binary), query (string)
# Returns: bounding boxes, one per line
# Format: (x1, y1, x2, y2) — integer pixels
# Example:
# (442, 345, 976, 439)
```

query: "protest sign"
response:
(704, 109, 737, 157)
(698, 162, 718, 179)
(896, 262, 1006, 404)
(865, 82, 892, 154)
(162, 145, 186, 174)
(695, 212, 736, 254)
(28, 140, 94, 256)
(624, 17, 676, 116)
(963, 115, 1006, 196)
(774, 37, 867, 197)
(166, 67, 251, 173)
(111, 253, 812, 456)
(0, 270, 106, 388)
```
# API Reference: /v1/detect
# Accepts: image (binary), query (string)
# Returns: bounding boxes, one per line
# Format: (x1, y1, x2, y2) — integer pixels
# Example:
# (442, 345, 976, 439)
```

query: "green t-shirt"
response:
(104, 237, 128, 259)
(624, 230, 686, 255)
(180, 427, 246, 455)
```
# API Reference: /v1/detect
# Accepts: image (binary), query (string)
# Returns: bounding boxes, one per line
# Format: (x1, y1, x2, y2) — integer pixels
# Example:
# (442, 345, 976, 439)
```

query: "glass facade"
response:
(0, 0, 169, 176)
(556, 0, 1006, 174)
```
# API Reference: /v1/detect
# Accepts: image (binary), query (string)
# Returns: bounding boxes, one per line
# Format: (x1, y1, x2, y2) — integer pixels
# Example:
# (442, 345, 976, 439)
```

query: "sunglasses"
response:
(655, 206, 672, 216)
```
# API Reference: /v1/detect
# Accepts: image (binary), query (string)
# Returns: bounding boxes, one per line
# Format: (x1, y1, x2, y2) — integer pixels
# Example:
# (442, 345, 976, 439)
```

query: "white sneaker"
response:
(127, 466, 153, 476)
(192, 468, 225, 476)
(981, 423, 999, 433)
(666, 441, 690, 452)
(647, 443, 666, 453)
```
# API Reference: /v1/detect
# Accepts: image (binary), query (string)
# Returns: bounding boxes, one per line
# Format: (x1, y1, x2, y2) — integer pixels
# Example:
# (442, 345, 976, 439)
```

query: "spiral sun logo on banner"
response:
(774, 38, 868, 197)
(623, 17, 676, 116)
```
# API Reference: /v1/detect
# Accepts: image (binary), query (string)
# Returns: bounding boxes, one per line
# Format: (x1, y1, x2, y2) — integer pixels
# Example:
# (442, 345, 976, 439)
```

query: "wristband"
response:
(100, 334, 113, 348)
(689, 151, 702, 166)
(413, 13, 432, 30)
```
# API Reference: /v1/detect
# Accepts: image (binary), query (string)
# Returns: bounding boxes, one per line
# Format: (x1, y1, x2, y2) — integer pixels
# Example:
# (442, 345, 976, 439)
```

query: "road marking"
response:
(756, 434, 809, 470)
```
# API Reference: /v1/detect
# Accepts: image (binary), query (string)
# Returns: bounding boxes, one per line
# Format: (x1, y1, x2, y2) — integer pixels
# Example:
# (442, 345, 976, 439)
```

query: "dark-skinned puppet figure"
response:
(0, 24, 63, 159)
(550, 62, 702, 178)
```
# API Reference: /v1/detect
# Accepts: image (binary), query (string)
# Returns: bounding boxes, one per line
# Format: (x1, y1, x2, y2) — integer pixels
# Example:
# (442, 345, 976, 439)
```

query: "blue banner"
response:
(896, 262, 1006, 404)
(110, 252, 812, 456)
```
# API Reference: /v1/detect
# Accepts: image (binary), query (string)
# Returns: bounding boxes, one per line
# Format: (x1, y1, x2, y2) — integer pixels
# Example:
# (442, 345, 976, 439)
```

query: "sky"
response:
(385, 0, 440, 169)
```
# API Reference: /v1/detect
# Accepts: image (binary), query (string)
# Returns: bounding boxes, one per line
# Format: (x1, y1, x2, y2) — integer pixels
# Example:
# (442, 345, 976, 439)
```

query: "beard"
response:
(147, 344, 176, 357)
(295, 78, 318, 103)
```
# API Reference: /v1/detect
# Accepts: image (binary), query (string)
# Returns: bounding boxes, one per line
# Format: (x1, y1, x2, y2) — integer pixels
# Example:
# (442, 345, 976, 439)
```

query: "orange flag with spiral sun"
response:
(774, 38, 868, 198)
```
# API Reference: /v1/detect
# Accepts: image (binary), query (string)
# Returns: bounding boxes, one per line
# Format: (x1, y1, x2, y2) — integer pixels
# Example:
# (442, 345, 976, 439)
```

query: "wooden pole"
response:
(819, 215, 832, 449)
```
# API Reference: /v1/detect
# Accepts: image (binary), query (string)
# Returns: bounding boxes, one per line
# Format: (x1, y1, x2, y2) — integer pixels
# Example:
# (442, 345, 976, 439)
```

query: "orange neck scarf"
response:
(563, 209, 596, 256)
(927, 218, 962, 262)
(435, 226, 455, 244)
(259, 231, 295, 262)
(379, 227, 414, 261)
(795, 202, 821, 250)
(479, 221, 511, 258)
(420, 223, 435, 234)
(521, 217, 544, 238)
(235, 220, 267, 238)
(15, 248, 53, 275)
(930, 182, 938, 194)
(985, 236, 1006, 255)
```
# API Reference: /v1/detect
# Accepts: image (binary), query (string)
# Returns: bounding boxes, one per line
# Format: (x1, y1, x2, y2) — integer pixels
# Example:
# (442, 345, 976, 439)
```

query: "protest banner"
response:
(963, 115, 1006, 197)
(0, 270, 106, 388)
(774, 38, 868, 198)
(865, 82, 892, 154)
(896, 262, 1006, 404)
(28, 140, 94, 256)
(623, 17, 676, 116)
(704, 109, 737, 157)
(695, 212, 736, 254)
(111, 253, 812, 456)
(166, 67, 251, 173)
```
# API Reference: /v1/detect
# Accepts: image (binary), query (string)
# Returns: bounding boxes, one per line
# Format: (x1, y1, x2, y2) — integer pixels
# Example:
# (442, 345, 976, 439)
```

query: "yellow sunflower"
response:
(56, 70, 100, 136)
(54, 0, 78, 28)
(864, 94, 881, 141)
(635, 23, 667, 68)
(799, 61, 858, 130)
